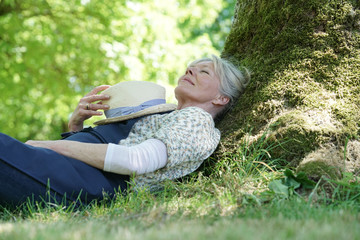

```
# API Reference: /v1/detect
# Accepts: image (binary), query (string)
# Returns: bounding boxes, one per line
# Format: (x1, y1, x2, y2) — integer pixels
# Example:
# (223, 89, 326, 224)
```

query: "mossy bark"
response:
(219, 0, 360, 179)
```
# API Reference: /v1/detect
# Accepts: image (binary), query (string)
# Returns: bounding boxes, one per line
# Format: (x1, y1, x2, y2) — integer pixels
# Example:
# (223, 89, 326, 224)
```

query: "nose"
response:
(186, 67, 195, 76)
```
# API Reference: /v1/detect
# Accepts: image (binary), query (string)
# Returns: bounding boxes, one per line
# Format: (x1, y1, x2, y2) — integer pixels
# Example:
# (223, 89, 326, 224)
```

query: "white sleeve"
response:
(104, 139, 167, 175)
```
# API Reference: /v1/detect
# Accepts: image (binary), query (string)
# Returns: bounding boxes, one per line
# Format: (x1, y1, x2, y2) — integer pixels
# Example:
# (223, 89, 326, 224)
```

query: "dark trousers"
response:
(0, 119, 141, 207)
(0, 159, 67, 207)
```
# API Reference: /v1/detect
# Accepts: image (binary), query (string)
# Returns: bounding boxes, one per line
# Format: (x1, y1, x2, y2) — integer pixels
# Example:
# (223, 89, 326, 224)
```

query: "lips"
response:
(182, 77, 195, 85)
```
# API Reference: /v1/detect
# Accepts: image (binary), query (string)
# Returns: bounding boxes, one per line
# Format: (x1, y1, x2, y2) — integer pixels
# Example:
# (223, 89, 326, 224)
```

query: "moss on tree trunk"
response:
(219, 0, 360, 180)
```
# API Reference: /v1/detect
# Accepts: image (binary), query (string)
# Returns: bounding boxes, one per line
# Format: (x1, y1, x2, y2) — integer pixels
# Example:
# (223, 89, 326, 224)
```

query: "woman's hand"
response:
(68, 85, 111, 132)
(25, 140, 56, 150)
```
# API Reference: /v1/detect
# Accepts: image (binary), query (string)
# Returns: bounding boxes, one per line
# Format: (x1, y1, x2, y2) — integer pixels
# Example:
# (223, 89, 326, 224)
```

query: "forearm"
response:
(26, 139, 168, 175)
(26, 140, 107, 169)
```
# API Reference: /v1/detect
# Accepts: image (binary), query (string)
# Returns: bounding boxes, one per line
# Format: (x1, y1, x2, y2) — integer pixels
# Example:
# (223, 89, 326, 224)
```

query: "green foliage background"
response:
(0, 0, 235, 141)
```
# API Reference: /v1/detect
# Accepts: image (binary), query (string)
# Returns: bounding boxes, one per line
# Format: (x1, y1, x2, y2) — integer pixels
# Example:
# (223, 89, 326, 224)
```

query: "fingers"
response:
(25, 140, 44, 147)
(81, 93, 110, 104)
(68, 85, 112, 132)
(81, 85, 111, 108)
(80, 108, 103, 116)
(85, 85, 111, 97)
(25, 140, 55, 151)
(78, 85, 111, 112)
(80, 102, 109, 113)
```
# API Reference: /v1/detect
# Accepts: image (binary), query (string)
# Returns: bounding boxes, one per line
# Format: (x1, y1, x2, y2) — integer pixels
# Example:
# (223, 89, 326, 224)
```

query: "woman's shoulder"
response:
(138, 106, 216, 132)
(142, 106, 210, 120)
(169, 106, 213, 120)
(166, 107, 219, 137)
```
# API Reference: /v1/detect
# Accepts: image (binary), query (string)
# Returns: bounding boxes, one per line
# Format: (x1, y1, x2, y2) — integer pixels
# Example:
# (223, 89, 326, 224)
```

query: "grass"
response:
(1, 134, 359, 239)
(0, 211, 357, 239)
(1, 198, 359, 239)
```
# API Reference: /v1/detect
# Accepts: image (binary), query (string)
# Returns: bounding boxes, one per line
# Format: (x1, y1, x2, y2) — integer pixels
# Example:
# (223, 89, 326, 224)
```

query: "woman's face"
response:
(175, 61, 222, 106)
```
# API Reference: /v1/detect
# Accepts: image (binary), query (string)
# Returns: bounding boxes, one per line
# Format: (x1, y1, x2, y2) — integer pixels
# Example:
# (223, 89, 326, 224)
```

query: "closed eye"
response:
(201, 70, 209, 75)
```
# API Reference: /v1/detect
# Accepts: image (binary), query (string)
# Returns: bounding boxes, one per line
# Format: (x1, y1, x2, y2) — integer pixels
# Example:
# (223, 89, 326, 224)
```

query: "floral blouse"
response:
(118, 106, 220, 191)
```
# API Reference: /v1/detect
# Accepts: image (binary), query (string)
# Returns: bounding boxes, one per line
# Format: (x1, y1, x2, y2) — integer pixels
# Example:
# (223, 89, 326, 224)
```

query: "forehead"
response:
(189, 60, 214, 68)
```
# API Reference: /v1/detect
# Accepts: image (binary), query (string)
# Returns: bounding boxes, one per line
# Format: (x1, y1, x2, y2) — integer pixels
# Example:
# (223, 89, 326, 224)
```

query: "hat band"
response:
(104, 99, 166, 119)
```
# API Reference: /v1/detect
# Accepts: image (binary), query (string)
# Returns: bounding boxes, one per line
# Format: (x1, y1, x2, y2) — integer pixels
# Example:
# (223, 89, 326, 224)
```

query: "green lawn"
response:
(1, 137, 359, 240)
(1, 199, 359, 240)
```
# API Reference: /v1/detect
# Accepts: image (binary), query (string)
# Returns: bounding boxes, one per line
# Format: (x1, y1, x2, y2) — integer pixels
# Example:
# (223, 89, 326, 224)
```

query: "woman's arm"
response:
(26, 139, 167, 175)
(26, 140, 107, 169)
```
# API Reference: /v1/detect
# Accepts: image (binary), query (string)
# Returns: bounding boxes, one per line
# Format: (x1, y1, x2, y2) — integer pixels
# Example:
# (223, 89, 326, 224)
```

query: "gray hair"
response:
(189, 55, 251, 119)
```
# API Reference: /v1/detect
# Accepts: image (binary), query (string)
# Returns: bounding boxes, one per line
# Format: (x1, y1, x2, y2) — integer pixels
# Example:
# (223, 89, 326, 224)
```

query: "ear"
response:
(212, 95, 230, 106)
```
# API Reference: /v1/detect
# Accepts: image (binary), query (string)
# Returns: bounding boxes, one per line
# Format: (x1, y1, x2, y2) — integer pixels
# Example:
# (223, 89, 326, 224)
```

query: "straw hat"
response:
(94, 81, 177, 125)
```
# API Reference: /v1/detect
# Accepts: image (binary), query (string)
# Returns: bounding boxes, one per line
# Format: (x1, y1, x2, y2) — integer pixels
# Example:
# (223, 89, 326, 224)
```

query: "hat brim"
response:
(94, 103, 177, 125)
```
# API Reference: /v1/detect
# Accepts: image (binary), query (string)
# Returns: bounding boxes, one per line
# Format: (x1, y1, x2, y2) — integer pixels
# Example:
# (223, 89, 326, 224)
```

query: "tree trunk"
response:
(219, 0, 360, 180)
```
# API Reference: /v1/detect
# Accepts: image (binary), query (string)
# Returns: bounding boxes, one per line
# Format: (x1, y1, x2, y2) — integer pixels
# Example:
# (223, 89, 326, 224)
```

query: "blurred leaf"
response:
(268, 169, 316, 198)
(268, 180, 290, 197)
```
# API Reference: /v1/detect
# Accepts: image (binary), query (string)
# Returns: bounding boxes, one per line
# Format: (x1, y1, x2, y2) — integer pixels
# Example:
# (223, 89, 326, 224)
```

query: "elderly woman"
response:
(0, 55, 250, 206)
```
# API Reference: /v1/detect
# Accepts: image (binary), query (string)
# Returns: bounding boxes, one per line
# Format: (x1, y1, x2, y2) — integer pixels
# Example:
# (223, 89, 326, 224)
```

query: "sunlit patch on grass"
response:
(0, 223, 14, 234)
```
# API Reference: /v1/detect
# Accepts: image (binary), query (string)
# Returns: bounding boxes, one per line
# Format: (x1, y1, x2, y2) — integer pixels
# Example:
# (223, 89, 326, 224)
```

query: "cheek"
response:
(204, 81, 220, 97)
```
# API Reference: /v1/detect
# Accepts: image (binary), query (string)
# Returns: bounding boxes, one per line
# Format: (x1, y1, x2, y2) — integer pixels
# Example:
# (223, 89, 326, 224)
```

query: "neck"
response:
(177, 101, 222, 119)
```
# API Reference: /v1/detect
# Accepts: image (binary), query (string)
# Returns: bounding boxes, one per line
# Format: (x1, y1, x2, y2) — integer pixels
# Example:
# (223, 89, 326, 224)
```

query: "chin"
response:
(175, 85, 198, 103)
(174, 85, 189, 100)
